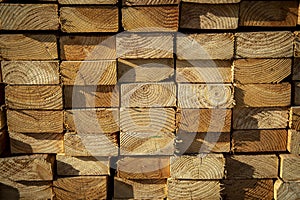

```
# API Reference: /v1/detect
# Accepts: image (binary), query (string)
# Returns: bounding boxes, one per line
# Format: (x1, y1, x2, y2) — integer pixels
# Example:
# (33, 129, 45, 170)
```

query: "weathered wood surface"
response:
(178, 84, 234, 108)
(0, 4, 59, 30)
(170, 154, 225, 179)
(240, 1, 298, 27)
(234, 59, 291, 84)
(60, 6, 118, 33)
(0, 34, 57, 60)
(274, 180, 300, 200)
(293, 58, 300, 80)
(0, 130, 8, 156)
(233, 107, 289, 129)
(226, 155, 278, 179)
(59, 0, 117, 4)
(122, 6, 179, 31)
(114, 178, 167, 199)
(57, 155, 110, 176)
(236, 31, 294, 58)
(0, 110, 6, 131)
(117, 156, 170, 179)
(288, 129, 300, 154)
(64, 132, 118, 156)
(10, 132, 64, 154)
(177, 33, 234, 60)
(182, 0, 240, 3)
(7, 110, 64, 133)
(280, 154, 300, 181)
(2, 61, 59, 85)
(53, 176, 107, 200)
(180, 3, 239, 29)
(232, 130, 287, 152)
(294, 82, 300, 105)
(121, 83, 176, 107)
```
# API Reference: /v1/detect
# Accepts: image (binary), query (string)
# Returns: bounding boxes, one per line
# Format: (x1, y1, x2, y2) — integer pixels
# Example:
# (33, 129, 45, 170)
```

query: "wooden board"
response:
(274, 179, 300, 200)
(236, 31, 294, 58)
(170, 154, 225, 179)
(295, 32, 300, 57)
(118, 59, 174, 83)
(235, 83, 291, 107)
(293, 58, 300, 80)
(176, 132, 230, 154)
(64, 109, 119, 134)
(178, 84, 234, 108)
(60, 6, 118, 33)
(226, 155, 278, 179)
(234, 59, 291, 84)
(0, 130, 8, 156)
(53, 176, 107, 200)
(57, 155, 110, 176)
(182, 0, 240, 3)
(117, 156, 170, 179)
(223, 179, 274, 200)
(64, 132, 118, 156)
(117, 33, 173, 59)
(59, 0, 117, 4)
(7, 110, 63, 133)
(6, 85, 63, 110)
(114, 178, 167, 199)
(233, 107, 289, 129)
(61, 61, 117, 85)
(176, 33, 234, 60)
(180, 3, 238, 29)
(232, 130, 287, 152)
(64, 85, 119, 108)
(122, 6, 178, 32)
(288, 130, 300, 154)
(0, 154, 54, 181)
(240, 1, 298, 27)
(177, 109, 231, 133)
(0, 34, 57, 60)
(167, 179, 221, 199)
(0, 4, 58, 30)
(176, 60, 232, 83)
(0, 180, 52, 200)
(294, 82, 300, 105)
(280, 154, 300, 181)
(121, 83, 176, 107)
(10, 132, 63, 154)
(60, 35, 116, 60)
(2, 61, 59, 85)
(123, 0, 178, 5)
(0, 110, 6, 131)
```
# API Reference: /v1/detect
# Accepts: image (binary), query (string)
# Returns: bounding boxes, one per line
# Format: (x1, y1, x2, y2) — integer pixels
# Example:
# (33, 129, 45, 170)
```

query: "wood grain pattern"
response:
(294, 82, 300, 105)
(0, 154, 54, 181)
(64, 109, 119, 134)
(240, 1, 298, 27)
(226, 155, 278, 179)
(178, 84, 234, 108)
(177, 33, 234, 60)
(233, 107, 289, 130)
(117, 33, 173, 59)
(121, 83, 176, 107)
(0, 110, 6, 131)
(288, 130, 300, 154)
(182, 0, 240, 3)
(118, 59, 174, 82)
(274, 180, 300, 200)
(123, 0, 178, 5)
(117, 156, 170, 179)
(10, 132, 63, 154)
(64, 132, 118, 156)
(176, 60, 232, 83)
(180, 3, 238, 29)
(2, 61, 59, 85)
(235, 83, 291, 107)
(223, 179, 274, 200)
(7, 110, 63, 133)
(293, 58, 300, 80)
(295, 31, 300, 57)
(122, 6, 178, 32)
(170, 154, 225, 179)
(53, 176, 107, 200)
(61, 61, 117, 85)
(177, 109, 232, 133)
(280, 154, 300, 181)
(6, 86, 63, 110)
(236, 31, 294, 58)
(0, 34, 57, 60)
(59, 0, 117, 4)
(60, 35, 116, 60)
(60, 6, 118, 32)
(234, 59, 292, 84)
(57, 155, 110, 176)
(114, 178, 167, 199)
(167, 179, 221, 200)
(232, 130, 287, 152)
(0, 4, 58, 30)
